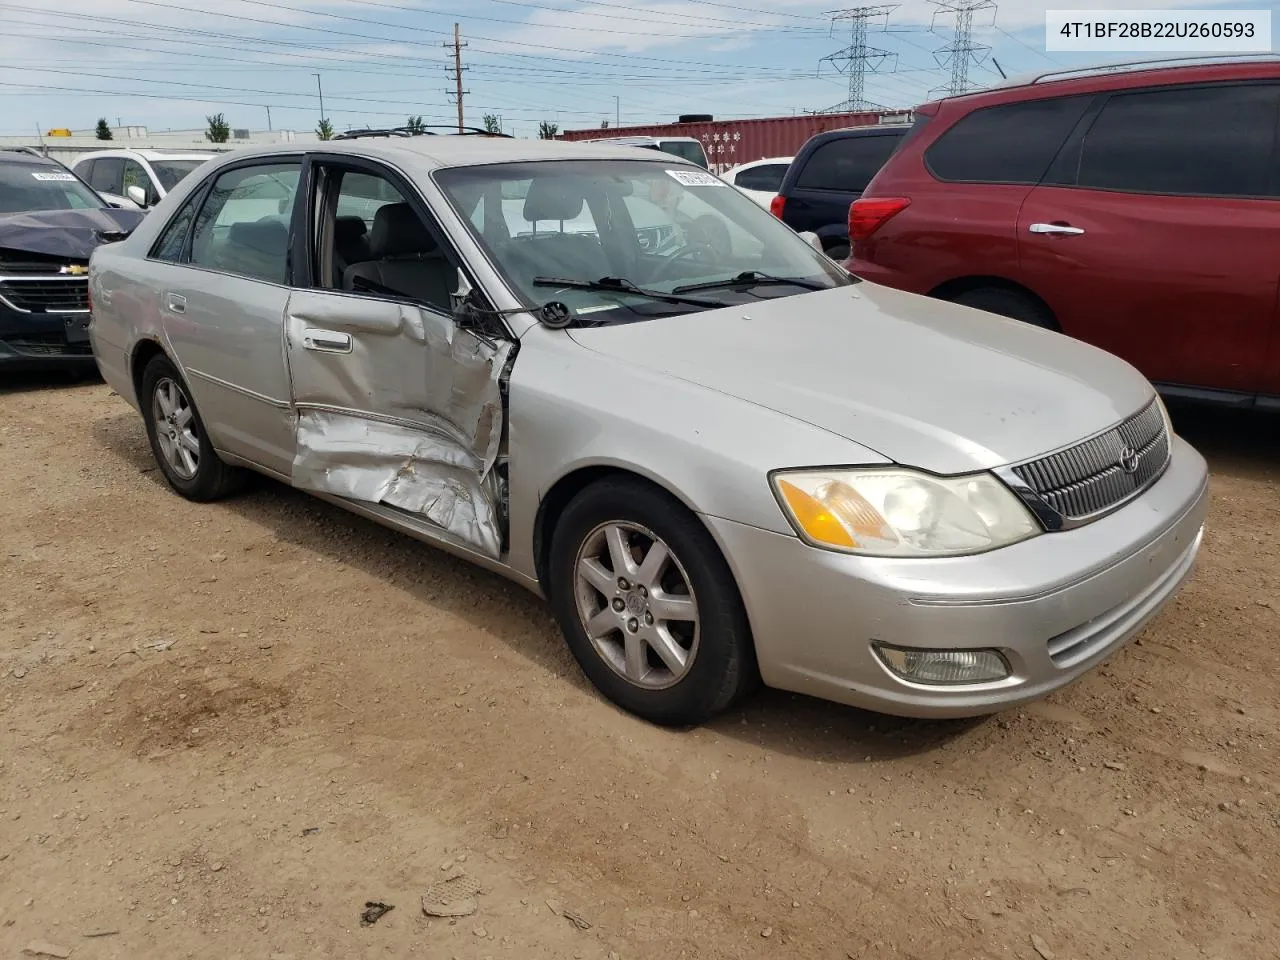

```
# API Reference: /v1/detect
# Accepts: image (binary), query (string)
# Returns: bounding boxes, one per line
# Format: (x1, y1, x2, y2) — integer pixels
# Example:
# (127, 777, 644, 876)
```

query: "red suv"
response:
(847, 57, 1280, 404)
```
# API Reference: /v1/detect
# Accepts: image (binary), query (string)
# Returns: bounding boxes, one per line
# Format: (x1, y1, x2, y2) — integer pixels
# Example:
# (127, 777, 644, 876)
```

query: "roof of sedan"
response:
(208, 136, 683, 170)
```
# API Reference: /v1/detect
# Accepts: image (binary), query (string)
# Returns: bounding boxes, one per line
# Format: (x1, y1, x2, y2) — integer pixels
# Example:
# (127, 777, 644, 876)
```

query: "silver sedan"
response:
(88, 136, 1208, 726)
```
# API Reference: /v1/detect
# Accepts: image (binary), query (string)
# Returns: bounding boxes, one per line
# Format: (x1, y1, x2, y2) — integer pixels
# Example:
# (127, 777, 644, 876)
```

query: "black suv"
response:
(0, 150, 142, 373)
(769, 125, 910, 260)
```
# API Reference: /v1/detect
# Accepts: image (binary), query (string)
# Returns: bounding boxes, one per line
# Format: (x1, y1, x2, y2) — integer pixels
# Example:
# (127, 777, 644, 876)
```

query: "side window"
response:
(89, 157, 124, 195)
(1075, 84, 1279, 197)
(735, 163, 789, 192)
(78, 160, 96, 187)
(795, 135, 902, 191)
(318, 165, 457, 314)
(925, 95, 1092, 183)
(150, 192, 202, 262)
(189, 162, 300, 284)
(122, 159, 157, 205)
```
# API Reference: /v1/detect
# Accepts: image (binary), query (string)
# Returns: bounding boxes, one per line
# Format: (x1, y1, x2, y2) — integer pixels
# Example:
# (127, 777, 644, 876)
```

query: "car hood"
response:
(0, 207, 144, 261)
(566, 283, 1155, 474)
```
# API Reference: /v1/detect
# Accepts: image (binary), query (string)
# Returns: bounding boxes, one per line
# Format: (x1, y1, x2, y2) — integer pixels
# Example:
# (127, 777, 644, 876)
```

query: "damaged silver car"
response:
(89, 136, 1208, 726)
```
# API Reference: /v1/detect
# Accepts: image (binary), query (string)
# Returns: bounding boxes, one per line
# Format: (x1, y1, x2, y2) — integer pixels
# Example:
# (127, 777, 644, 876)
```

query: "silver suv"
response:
(88, 135, 1208, 726)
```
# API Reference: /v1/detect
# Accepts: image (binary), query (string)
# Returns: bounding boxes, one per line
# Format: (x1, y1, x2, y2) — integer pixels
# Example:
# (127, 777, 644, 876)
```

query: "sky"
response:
(0, 0, 1273, 137)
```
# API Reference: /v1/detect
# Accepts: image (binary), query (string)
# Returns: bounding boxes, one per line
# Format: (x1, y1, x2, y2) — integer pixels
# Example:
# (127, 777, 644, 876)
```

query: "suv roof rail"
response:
(332, 125, 513, 140)
(1025, 53, 1280, 86)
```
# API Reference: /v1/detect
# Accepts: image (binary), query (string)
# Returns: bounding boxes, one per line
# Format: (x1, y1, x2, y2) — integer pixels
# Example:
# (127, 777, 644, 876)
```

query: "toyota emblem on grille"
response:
(1118, 445, 1140, 474)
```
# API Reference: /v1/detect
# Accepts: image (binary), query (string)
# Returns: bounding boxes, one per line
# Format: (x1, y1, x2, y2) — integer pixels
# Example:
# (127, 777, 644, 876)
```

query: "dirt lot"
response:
(1, 376, 1278, 960)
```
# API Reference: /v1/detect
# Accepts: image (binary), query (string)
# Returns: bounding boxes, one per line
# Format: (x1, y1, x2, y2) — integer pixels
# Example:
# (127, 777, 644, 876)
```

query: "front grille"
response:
(0, 277, 89, 313)
(0, 251, 88, 275)
(1012, 400, 1169, 522)
(2, 333, 93, 356)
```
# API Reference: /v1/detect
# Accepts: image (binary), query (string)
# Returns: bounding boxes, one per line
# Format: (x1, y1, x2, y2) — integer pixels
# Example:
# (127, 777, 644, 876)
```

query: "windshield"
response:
(150, 159, 207, 192)
(659, 140, 708, 169)
(0, 163, 104, 214)
(435, 159, 849, 325)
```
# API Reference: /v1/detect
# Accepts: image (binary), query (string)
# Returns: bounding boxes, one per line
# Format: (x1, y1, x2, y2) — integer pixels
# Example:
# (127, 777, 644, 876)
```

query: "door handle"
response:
(302, 328, 353, 354)
(165, 292, 187, 314)
(1029, 222, 1085, 236)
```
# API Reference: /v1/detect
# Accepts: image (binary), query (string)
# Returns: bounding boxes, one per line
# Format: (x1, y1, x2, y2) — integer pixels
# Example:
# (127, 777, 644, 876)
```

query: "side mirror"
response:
(797, 231, 823, 253)
(126, 184, 148, 208)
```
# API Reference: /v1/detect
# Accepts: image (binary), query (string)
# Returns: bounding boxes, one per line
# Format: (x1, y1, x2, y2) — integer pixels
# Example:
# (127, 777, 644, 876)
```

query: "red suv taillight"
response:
(848, 197, 910, 242)
(769, 194, 786, 220)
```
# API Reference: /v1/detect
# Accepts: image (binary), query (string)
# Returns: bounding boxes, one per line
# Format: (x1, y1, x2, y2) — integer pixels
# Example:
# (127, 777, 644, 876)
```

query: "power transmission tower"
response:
(817, 6, 898, 113)
(930, 0, 996, 96)
(443, 22, 469, 133)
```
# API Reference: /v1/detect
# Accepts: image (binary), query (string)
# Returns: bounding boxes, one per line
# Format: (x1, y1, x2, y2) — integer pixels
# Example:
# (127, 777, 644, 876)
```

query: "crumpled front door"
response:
(284, 288, 513, 559)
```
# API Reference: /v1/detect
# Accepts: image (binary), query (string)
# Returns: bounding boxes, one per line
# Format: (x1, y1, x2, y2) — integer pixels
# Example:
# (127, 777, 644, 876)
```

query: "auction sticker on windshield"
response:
(31, 172, 78, 181)
(665, 169, 726, 187)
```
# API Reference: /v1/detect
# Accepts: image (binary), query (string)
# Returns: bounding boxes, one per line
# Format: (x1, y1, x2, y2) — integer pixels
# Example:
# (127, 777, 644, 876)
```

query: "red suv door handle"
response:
(1029, 222, 1085, 236)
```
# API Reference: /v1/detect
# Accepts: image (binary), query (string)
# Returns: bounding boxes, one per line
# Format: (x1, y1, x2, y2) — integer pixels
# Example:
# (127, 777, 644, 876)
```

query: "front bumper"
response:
(0, 302, 97, 372)
(706, 435, 1209, 718)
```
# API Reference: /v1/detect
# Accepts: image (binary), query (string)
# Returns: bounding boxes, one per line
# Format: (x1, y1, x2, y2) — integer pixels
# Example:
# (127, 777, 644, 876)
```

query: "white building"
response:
(0, 125, 314, 162)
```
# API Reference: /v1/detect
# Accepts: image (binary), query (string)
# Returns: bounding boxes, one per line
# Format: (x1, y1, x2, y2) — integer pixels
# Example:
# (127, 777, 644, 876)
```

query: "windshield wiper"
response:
(671, 271, 830, 294)
(532, 276, 727, 309)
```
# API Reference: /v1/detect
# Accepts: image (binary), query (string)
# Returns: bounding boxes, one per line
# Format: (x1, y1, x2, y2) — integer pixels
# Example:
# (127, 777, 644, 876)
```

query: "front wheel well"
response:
(533, 466, 695, 591)
(927, 277, 1059, 330)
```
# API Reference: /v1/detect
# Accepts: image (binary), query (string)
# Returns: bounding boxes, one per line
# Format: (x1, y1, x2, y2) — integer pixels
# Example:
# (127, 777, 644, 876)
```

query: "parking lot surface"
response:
(2, 378, 1278, 959)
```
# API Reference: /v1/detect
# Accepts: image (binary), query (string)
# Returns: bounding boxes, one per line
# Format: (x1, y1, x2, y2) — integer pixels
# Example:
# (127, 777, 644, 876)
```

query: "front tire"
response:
(140, 354, 245, 502)
(548, 478, 757, 726)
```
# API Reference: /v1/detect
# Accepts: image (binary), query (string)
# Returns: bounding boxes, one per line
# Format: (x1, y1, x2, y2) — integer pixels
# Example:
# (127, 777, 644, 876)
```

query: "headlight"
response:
(771, 467, 1039, 557)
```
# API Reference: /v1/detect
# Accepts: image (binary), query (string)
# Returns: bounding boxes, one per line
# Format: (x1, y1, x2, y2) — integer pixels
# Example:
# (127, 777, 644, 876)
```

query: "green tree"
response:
(482, 114, 501, 135)
(94, 118, 113, 141)
(205, 113, 230, 144)
(316, 118, 335, 141)
(538, 121, 559, 140)
(405, 115, 427, 134)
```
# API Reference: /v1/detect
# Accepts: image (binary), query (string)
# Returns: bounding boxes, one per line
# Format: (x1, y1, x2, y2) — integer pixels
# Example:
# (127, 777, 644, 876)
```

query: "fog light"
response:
(874, 644, 1010, 685)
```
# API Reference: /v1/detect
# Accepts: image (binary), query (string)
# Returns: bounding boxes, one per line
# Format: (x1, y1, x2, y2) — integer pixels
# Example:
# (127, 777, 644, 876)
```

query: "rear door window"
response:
(189, 162, 300, 284)
(1074, 83, 1279, 198)
(925, 95, 1092, 183)
(734, 163, 789, 192)
(795, 134, 903, 192)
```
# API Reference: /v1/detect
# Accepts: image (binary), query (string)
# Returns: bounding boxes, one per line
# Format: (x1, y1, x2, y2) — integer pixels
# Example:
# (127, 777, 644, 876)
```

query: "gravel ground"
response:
(1, 376, 1278, 960)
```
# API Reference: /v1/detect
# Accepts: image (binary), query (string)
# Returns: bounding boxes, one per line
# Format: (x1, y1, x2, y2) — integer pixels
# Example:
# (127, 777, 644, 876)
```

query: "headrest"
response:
(228, 218, 288, 256)
(334, 215, 368, 243)
(523, 178, 585, 222)
(370, 202, 436, 258)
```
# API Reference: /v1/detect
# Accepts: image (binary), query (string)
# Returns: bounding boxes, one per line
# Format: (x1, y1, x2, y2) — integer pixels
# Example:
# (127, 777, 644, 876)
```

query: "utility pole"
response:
(443, 23, 469, 133)
(930, 0, 996, 96)
(817, 6, 898, 113)
(265, 105, 272, 131)
(313, 72, 326, 123)
(614, 95, 620, 127)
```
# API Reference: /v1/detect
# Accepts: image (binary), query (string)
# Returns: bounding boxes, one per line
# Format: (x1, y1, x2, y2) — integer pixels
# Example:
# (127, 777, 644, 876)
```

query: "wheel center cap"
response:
(625, 593, 646, 617)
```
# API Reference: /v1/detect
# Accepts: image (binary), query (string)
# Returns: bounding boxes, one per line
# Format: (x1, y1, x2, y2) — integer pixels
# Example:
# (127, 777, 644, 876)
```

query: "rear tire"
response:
(950, 286, 1056, 329)
(140, 354, 246, 502)
(548, 478, 757, 726)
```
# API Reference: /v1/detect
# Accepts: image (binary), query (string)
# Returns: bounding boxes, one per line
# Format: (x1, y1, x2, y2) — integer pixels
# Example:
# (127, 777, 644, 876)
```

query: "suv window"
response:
(190, 162, 300, 284)
(88, 157, 125, 195)
(1076, 84, 1279, 198)
(795, 134, 902, 192)
(734, 163, 789, 192)
(926, 95, 1092, 184)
